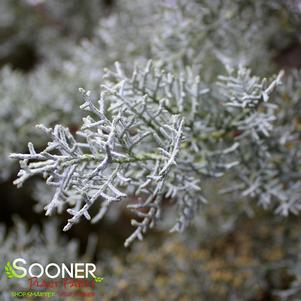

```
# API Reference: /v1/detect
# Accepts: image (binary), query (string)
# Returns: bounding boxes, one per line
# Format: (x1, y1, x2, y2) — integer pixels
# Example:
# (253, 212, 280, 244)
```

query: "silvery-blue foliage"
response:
(1, 0, 300, 183)
(11, 61, 286, 246)
(0, 0, 299, 248)
(221, 69, 301, 217)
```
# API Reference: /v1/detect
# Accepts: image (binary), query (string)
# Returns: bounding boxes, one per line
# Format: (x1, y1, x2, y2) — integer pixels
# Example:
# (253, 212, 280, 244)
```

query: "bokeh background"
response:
(0, 1, 301, 300)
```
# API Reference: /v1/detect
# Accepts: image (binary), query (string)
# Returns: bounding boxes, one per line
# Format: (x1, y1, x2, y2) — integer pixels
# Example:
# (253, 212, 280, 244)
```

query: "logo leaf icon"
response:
(5, 262, 23, 279)
(94, 276, 104, 283)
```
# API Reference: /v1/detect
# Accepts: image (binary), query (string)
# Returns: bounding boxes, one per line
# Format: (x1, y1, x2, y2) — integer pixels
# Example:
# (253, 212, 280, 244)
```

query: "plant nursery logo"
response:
(1, 258, 104, 298)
